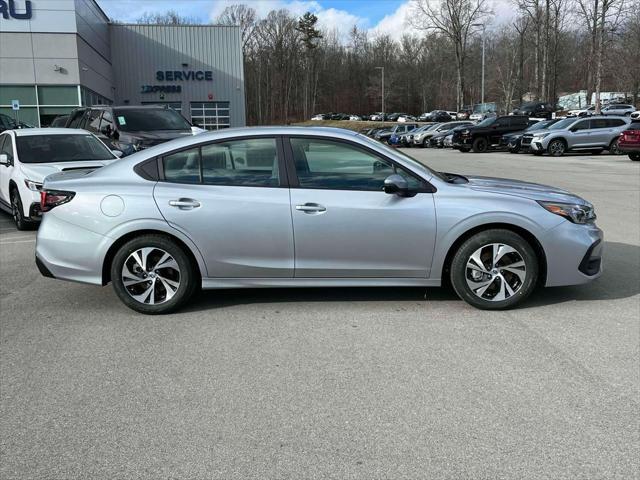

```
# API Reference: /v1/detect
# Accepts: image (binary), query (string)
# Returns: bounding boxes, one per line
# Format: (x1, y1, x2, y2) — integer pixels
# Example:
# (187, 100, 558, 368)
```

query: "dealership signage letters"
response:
(0, 0, 32, 19)
(141, 69, 213, 94)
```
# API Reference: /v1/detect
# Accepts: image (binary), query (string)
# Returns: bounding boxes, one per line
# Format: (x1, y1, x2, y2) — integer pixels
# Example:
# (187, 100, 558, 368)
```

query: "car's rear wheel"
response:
(10, 188, 32, 231)
(608, 138, 622, 155)
(111, 235, 198, 314)
(450, 229, 539, 310)
(630, 153, 640, 161)
(472, 137, 488, 153)
(547, 139, 566, 156)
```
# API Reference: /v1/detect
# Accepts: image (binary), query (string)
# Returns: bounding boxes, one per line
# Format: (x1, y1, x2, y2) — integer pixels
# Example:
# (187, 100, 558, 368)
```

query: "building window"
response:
(190, 102, 230, 130)
(142, 101, 182, 112)
(80, 87, 113, 107)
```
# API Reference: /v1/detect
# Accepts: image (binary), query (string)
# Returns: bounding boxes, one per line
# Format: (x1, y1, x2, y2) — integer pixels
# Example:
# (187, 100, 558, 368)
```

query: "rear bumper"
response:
(35, 213, 110, 285)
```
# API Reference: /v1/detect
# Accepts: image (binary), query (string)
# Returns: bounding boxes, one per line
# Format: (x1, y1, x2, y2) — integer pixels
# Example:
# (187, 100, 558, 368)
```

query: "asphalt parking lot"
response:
(1, 148, 638, 479)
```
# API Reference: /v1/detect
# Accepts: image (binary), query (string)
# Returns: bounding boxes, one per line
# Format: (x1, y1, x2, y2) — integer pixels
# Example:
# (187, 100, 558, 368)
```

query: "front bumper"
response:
(541, 220, 604, 287)
(530, 140, 546, 152)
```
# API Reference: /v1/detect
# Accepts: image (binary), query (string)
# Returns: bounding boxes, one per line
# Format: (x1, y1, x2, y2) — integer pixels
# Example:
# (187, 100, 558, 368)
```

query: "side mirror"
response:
(111, 149, 123, 158)
(0, 154, 9, 166)
(383, 174, 410, 196)
(569, 127, 578, 132)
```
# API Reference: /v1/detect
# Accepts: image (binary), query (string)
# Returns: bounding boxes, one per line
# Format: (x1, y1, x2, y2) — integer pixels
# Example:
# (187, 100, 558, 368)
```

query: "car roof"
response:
(11, 128, 92, 137)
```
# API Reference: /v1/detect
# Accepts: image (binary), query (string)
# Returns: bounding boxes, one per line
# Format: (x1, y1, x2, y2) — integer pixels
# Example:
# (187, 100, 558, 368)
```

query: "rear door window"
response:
(163, 147, 201, 184)
(161, 138, 281, 187)
(590, 119, 608, 129)
(607, 119, 625, 127)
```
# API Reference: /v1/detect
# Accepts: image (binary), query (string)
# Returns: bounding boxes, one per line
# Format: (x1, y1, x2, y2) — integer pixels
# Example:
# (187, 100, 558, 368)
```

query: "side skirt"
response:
(202, 277, 441, 289)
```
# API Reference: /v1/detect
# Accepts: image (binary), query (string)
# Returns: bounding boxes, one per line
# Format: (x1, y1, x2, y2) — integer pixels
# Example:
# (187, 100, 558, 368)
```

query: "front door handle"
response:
(169, 198, 201, 210)
(296, 203, 326, 214)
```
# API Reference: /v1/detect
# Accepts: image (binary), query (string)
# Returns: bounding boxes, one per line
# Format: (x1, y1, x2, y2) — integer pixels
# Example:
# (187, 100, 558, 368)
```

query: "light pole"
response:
(375, 66, 385, 119)
(472, 23, 486, 106)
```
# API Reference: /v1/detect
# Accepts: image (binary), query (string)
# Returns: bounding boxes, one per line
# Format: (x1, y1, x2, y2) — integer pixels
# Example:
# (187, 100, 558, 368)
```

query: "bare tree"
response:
(411, 0, 491, 110)
(215, 4, 257, 49)
(136, 10, 198, 25)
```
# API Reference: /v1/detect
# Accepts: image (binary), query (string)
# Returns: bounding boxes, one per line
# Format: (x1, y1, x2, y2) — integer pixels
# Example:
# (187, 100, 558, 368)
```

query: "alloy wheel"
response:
(122, 247, 181, 305)
(465, 243, 526, 302)
(609, 139, 621, 155)
(548, 140, 565, 156)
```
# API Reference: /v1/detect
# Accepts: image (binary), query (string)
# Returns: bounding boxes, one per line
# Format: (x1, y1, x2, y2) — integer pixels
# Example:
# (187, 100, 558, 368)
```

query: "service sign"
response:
(141, 68, 213, 94)
(0, 0, 33, 20)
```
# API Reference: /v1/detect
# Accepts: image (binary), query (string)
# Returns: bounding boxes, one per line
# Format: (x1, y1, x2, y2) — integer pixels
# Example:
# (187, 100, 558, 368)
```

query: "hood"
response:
(20, 159, 117, 182)
(463, 175, 588, 204)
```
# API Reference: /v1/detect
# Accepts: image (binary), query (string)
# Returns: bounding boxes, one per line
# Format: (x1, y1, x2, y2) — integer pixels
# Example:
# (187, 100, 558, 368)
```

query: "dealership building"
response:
(0, 0, 246, 128)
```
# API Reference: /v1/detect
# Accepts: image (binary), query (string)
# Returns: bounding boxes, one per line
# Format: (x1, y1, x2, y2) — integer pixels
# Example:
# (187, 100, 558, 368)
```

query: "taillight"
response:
(40, 190, 75, 212)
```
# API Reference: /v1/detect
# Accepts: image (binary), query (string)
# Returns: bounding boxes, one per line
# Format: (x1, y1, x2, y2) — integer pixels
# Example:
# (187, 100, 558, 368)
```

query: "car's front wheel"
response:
(547, 139, 566, 156)
(450, 229, 539, 310)
(111, 235, 199, 314)
(472, 137, 488, 153)
(10, 188, 32, 231)
(630, 153, 640, 161)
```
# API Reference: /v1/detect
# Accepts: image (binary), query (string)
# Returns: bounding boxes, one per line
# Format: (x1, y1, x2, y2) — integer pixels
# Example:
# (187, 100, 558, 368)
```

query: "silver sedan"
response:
(35, 127, 603, 314)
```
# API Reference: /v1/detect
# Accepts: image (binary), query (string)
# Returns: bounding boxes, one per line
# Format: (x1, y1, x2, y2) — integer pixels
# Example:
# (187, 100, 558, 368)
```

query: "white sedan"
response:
(0, 128, 119, 230)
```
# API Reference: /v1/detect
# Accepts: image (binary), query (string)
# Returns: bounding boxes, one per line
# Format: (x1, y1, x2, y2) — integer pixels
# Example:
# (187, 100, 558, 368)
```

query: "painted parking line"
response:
(0, 239, 36, 245)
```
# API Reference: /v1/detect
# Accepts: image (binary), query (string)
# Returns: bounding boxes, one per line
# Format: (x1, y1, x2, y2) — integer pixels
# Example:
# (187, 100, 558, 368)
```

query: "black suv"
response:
(64, 105, 194, 156)
(512, 101, 556, 119)
(452, 115, 530, 153)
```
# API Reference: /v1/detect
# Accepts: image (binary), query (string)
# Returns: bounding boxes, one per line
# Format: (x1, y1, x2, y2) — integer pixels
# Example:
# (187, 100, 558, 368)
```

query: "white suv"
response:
(0, 128, 119, 230)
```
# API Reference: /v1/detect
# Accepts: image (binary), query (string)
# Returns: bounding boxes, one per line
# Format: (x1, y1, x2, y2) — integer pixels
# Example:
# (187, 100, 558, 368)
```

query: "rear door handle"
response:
(296, 203, 326, 214)
(169, 198, 201, 210)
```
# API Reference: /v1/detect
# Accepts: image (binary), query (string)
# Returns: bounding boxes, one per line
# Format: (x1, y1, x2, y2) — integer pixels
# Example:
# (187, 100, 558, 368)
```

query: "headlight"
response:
(460, 129, 470, 135)
(532, 132, 551, 139)
(24, 179, 43, 191)
(538, 201, 596, 224)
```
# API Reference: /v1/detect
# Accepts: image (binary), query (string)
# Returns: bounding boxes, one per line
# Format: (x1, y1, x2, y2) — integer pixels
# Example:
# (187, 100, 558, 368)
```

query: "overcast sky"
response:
(98, 0, 516, 40)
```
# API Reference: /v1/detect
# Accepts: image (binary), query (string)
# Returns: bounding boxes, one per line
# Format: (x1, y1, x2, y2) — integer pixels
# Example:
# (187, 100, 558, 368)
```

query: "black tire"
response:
(472, 137, 489, 153)
(450, 229, 539, 310)
(547, 139, 566, 157)
(630, 153, 640, 161)
(10, 188, 32, 231)
(509, 148, 519, 154)
(608, 138, 622, 155)
(111, 234, 199, 314)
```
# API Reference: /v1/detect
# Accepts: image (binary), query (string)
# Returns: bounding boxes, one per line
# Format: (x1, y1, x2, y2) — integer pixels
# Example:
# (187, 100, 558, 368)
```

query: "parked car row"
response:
(388, 112, 639, 161)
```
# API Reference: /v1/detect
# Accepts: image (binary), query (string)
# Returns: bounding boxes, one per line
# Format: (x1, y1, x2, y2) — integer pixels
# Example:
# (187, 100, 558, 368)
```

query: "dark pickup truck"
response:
(452, 115, 530, 153)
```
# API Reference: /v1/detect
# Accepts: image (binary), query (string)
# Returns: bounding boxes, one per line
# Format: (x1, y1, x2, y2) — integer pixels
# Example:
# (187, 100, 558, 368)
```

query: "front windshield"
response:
(527, 121, 552, 131)
(548, 118, 576, 130)
(357, 133, 446, 181)
(16, 134, 114, 163)
(113, 108, 191, 132)
(476, 117, 496, 127)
